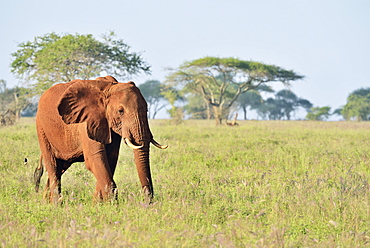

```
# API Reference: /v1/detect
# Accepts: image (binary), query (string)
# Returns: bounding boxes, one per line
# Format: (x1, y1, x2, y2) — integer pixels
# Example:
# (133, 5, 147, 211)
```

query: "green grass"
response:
(0, 118, 369, 247)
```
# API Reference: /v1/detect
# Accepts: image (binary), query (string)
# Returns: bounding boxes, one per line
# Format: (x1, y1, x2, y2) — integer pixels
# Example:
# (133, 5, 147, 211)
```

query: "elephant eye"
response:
(118, 107, 124, 114)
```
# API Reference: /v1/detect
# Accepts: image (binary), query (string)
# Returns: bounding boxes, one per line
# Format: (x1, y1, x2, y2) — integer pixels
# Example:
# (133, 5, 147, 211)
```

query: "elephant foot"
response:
(43, 190, 63, 205)
(142, 185, 153, 204)
(94, 183, 117, 202)
(42, 179, 62, 204)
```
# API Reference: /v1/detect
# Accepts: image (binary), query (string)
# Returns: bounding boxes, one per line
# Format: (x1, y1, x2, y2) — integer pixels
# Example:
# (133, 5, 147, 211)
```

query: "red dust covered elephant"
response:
(34, 76, 167, 203)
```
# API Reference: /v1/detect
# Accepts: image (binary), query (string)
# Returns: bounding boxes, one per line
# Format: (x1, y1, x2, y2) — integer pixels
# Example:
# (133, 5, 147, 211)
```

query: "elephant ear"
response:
(57, 81, 111, 144)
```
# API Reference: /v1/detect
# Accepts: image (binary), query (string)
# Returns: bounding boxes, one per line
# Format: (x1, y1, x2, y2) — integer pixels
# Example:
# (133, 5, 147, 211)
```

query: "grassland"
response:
(0, 118, 369, 247)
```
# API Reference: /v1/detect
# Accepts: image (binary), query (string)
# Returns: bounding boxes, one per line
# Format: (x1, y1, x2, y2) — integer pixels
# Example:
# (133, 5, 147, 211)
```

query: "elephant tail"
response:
(34, 155, 44, 192)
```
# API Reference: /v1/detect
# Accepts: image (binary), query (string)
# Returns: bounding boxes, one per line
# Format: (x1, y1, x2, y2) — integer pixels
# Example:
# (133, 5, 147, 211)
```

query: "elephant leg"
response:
(43, 178, 50, 200)
(37, 129, 61, 203)
(82, 139, 116, 201)
(43, 157, 63, 204)
(105, 131, 121, 177)
(104, 140, 121, 200)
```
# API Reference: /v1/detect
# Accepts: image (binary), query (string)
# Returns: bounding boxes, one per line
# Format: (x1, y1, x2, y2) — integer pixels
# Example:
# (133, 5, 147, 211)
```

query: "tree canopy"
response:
(235, 85, 273, 120)
(11, 32, 150, 94)
(341, 88, 370, 121)
(138, 80, 167, 119)
(306, 106, 331, 121)
(166, 57, 304, 124)
(256, 90, 312, 120)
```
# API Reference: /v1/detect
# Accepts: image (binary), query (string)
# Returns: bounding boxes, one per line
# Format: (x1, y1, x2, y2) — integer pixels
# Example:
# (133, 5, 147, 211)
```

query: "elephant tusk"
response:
(124, 138, 143, 150)
(151, 139, 168, 149)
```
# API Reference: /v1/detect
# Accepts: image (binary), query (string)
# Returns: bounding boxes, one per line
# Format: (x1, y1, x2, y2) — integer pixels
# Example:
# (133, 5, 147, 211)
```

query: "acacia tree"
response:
(306, 106, 331, 121)
(276, 90, 312, 120)
(341, 88, 370, 121)
(235, 85, 273, 120)
(0, 81, 32, 125)
(11, 32, 150, 94)
(166, 57, 304, 124)
(256, 90, 312, 120)
(161, 87, 184, 123)
(184, 93, 213, 119)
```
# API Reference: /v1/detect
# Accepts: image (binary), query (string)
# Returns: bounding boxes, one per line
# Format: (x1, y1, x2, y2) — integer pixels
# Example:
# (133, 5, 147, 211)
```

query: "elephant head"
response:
(57, 76, 167, 199)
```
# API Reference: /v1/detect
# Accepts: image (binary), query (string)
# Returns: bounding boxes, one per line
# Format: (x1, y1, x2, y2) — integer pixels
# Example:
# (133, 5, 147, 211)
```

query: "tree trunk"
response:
(206, 104, 211, 120)
(213, 105, 223, 125)
(13, 92, 19, 119)
(202, 98, 212, 120)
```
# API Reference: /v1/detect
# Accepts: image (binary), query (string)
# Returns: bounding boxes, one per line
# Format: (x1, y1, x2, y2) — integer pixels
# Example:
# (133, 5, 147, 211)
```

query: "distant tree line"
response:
(139, 80, 370, 122)
(2, 32, 369, 126)
(139, 80, 315, 121)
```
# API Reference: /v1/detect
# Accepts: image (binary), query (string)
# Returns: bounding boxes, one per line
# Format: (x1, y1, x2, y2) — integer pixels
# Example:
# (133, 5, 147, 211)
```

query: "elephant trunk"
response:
(133, 143, 153, 200)
(128, 113, 154, 200)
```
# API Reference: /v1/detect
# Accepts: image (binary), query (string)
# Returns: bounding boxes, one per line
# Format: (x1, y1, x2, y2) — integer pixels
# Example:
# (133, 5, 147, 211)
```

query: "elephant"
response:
(34, 76, 167, 203)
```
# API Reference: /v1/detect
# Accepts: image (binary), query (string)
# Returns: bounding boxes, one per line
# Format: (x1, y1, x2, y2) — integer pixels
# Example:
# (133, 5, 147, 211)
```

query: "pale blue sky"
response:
(1, 0, 369, 118)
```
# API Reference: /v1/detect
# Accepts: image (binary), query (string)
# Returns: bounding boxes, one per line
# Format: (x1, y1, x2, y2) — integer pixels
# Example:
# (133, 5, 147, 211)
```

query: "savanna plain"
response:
(0, 118, 369, 247)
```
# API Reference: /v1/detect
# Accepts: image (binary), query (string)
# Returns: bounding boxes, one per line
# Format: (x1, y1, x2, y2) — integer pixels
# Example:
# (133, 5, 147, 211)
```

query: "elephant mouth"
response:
(124, 138, 168, 150)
